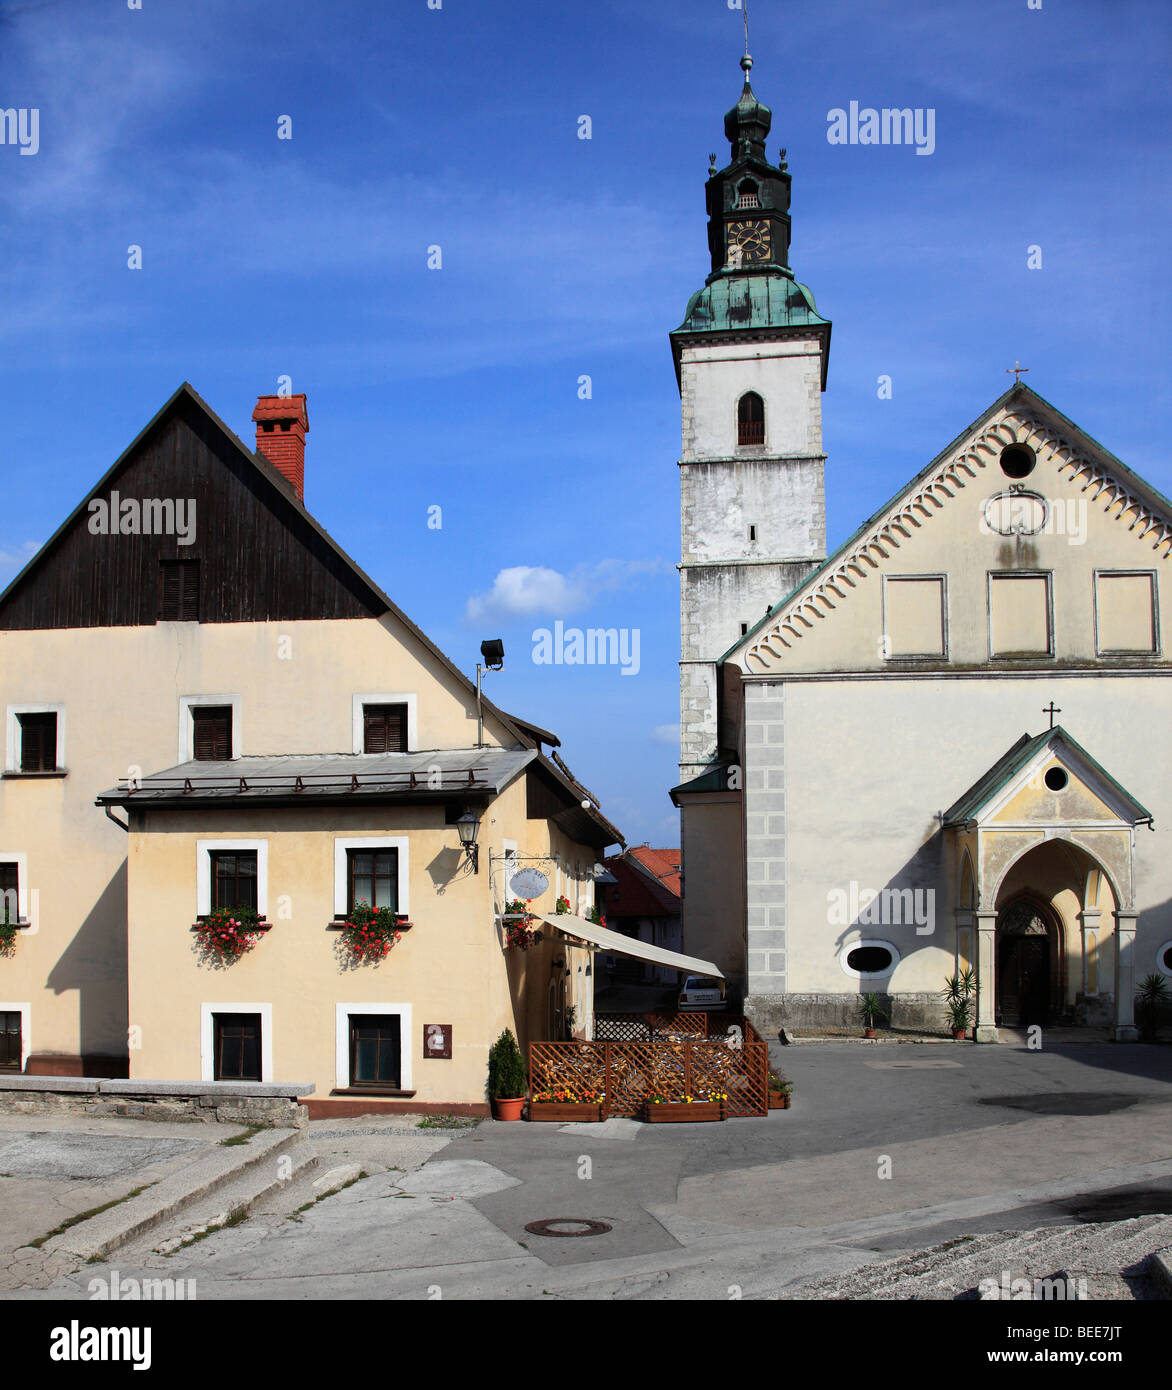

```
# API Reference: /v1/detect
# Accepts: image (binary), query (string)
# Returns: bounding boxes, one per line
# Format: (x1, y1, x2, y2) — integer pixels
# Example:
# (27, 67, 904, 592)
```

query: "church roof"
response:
(669, 764, 734, 803)
(941, 726, 1153, 828)
(721, 382, 1172, 667)
(674, 274, 827, 335)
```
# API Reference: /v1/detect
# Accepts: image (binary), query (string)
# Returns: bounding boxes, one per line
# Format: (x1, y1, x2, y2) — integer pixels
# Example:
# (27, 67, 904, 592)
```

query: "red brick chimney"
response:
(252, 394, 309, 501)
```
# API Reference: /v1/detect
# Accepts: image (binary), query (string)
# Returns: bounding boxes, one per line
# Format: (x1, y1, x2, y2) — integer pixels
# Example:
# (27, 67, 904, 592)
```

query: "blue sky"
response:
(1, 0, 1168, 847)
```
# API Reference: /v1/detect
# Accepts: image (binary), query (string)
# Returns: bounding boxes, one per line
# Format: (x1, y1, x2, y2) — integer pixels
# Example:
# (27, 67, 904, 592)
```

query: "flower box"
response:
(528, 1103, 604, 1123)
(768, 1091, 791, 1109)
(643, 1100, 725, 1123)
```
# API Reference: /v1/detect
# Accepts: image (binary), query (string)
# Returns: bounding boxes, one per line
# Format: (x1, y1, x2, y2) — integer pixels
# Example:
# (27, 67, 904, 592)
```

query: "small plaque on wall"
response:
(423, 1024, 452, 1059)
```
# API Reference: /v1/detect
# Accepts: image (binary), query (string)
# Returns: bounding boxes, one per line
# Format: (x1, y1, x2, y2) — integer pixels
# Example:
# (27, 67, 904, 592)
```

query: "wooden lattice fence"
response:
(530, 1015, 769, 1119)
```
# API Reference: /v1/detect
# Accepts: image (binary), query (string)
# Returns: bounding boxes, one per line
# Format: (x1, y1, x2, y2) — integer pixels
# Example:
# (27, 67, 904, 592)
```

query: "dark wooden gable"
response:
(0, 387, 387, 629)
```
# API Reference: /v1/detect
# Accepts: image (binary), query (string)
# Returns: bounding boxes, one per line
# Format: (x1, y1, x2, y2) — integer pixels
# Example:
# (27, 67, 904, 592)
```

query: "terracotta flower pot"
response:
(768, 1091, 791, 1109)
(491, 1096, 525, 1121)
(952, 1027, 968, 1040)
(864, 1027, 877, 1039)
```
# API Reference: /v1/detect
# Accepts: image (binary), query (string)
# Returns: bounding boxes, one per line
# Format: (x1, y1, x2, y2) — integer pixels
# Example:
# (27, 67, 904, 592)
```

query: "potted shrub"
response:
(554, 895, 571, 915)
(487, 1029, 527, 1120)
(528, 1086, 605, 1122)
(767, 1070, 792, 1109)
(941, 969, 976, 1039)
(1135, 974, 1168, 1043)
(857, 993, 887, 1039)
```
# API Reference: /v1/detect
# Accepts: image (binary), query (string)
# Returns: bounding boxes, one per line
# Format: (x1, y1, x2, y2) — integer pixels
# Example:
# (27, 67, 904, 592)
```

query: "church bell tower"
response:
(674, 54, 831, 781)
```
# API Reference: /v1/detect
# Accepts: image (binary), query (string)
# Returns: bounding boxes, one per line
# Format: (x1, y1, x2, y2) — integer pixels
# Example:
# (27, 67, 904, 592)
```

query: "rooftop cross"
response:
(1043, 702, 1061, 730)
(1006, 360, 1029, 384)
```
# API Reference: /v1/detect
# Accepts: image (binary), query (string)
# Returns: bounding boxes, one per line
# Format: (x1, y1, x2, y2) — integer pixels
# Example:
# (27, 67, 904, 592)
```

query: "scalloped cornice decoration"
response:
(743, 409, 1172, 671)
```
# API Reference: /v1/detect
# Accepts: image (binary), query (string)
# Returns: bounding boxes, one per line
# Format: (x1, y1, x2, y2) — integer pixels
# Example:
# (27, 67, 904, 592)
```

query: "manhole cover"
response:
(524, 1218, 612, 1238)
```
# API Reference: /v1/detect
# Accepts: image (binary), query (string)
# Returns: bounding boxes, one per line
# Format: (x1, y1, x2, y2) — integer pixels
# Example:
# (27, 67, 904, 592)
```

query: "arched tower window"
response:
(738, 391, 765, 446)
(735, 179, 760, 209)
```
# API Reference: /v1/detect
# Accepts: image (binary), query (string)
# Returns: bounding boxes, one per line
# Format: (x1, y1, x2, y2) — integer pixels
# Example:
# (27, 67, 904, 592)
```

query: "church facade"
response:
(673, 58, 1171, 1041)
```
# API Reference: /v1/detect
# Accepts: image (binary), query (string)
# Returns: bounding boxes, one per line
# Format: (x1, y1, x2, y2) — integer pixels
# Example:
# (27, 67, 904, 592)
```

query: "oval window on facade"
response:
(840, 940, 899, 978)
(1044, 767, 1069, 791)
(1157, 941, 1172, 979)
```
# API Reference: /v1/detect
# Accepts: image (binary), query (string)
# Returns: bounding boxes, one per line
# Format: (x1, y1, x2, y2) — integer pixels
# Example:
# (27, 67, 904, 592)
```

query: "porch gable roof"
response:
(942, 726, 1153, 829)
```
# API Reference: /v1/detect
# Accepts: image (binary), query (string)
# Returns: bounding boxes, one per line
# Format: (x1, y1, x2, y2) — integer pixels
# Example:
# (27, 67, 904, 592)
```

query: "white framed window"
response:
(5, 705, 65, 773)
(179, 695, 242, 763)
(0, 852, 29, 924)
(0, 1002, 30, 1071)
(1156, 941, 1172, 980)
(335, 1002, 412, 1091)
(838, 939, 900, 979)
(333, 837, 409, 917)
(200, 1002, 272, 1083)
(352, 693, 418, 754)
(196, 839, 268, 918)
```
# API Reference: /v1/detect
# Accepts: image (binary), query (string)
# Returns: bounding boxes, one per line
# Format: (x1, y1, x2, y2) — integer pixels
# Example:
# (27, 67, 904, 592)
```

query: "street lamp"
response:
(456, 810, 481, 873)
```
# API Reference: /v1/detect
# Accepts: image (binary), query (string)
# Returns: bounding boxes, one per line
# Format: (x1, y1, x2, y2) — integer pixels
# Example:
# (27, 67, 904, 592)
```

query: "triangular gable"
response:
(0, 381, 536, 750)
(943, 726, 1153, 829)
(724, 384, 1172, 672)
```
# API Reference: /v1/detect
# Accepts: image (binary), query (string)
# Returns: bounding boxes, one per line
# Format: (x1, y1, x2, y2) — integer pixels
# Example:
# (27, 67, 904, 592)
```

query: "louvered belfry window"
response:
(159, 559, 200, 621)
(192, 705, 232, 761)
(363, 703, 408, 754)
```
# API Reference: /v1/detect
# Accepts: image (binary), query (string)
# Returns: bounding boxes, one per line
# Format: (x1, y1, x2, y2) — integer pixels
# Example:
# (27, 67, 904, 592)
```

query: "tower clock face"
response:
(727, 219, 771, 266)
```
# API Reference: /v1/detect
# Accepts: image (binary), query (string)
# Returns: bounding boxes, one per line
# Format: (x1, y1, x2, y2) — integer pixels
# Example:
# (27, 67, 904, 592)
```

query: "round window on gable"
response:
(840, 940, 899, 978)
(999, 443, 1036, 479)
(1044, 766, 1069, 792)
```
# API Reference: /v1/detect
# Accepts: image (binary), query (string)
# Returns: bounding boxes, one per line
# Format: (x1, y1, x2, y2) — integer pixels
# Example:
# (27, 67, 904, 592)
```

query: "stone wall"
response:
(0, 1077, 312, 1129)
(747, 991, 949, 1035)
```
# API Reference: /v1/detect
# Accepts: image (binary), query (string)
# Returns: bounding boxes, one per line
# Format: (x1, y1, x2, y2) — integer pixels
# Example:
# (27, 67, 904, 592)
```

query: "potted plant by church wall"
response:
(1135, 974, 1168, 1043)
(857, 993, 887, 1039)
(942, 969, 976, 1040)
(487, 1029, 527, 1121)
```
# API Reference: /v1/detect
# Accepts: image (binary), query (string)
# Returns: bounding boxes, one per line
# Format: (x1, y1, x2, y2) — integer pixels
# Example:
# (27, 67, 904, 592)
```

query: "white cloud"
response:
(0, 539, 40, 572)
(650, 723, 680, 746)
(464, 559, 669, 622)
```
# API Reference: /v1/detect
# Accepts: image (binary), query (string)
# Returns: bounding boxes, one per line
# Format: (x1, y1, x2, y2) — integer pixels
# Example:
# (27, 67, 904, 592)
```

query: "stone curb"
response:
(45, 1128, 304, 1263)
(1148, 1248, 1172, 1297)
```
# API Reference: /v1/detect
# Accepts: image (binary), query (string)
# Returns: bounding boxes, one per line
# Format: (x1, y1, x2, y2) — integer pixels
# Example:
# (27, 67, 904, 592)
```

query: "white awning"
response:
(539, 914, 724, 980)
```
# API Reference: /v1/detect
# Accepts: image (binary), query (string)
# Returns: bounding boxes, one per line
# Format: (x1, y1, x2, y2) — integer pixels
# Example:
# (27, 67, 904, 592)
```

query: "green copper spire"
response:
(724, 55, 772, 162)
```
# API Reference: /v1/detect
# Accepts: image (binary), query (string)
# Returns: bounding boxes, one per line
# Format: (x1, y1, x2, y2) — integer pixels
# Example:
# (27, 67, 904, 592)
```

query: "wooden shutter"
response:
(159, 560, 200, 621)
(192, 706, 232, 761)
(363, 703, 407, 753)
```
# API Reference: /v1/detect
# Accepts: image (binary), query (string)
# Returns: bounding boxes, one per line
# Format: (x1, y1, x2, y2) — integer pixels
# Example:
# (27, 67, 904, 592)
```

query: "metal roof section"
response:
(96, 749, 537, 808)
(670, 274, 831, 385)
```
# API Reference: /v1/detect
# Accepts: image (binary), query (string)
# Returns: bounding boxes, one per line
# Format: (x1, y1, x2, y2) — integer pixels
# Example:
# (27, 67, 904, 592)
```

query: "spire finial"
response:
(743, 0, 751, 59)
